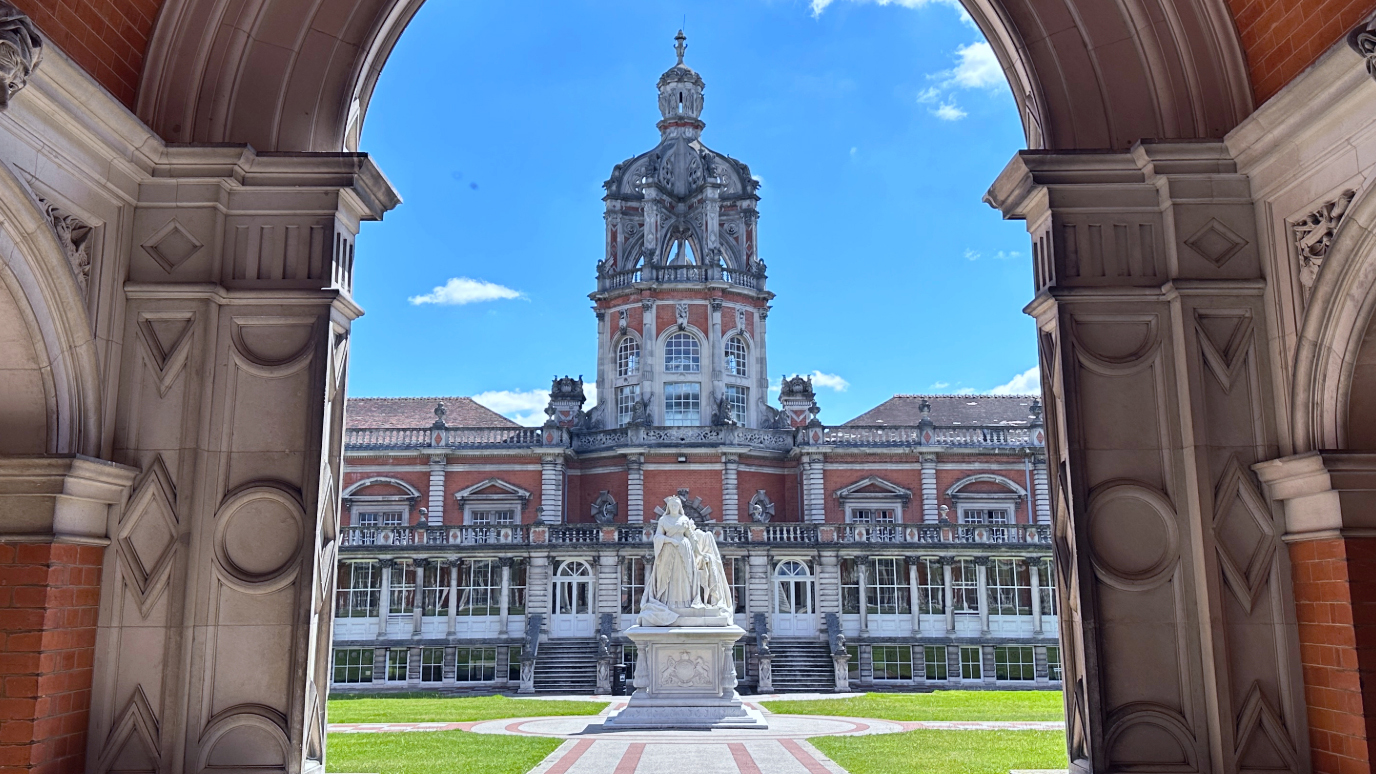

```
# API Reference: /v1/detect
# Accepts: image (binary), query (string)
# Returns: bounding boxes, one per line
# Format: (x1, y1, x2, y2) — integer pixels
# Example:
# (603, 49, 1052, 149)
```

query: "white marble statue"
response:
(638, 495, 733, 626)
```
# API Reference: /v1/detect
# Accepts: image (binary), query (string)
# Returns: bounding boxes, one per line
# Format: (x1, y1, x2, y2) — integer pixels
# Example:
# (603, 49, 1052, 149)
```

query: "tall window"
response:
(420, 562, 450, 616)
(867, 557, 912, 616)
(724, 335, 748, 376)
(1047, 646, 1062, 681)
(951, 559, 980, 613)
(470, 509, 515, 526)
(664, 382, 701, 425)
(995, 646, 1036, 681)
(455, 647, 497, 682)
(663, 332, 700, 372)
(509, 559, 527, 615)
(621, 557, 646, 614)
(915, 558, 945, 614)
(455, 559, 501, 616)
(1040, 559, 1058, 615)
(616, 384, 641, 426)
(420, 647, 444, 682)
(924, 646, 947, 681)
(724, 385, 748, 425)
(986, 558, 1032, 616)
(959, 645, 983, 680)
(335, 561, 381, 618)
(961, 508, 1010, 542)
(386, 648, 409, 682)
(333, 648, 373, 684)
(617, 336, 640, 377)
(841, 559, 860, 614)
(508, 646, 523, 682)
(851, 508, 898, 541)
(727, 557, 748, 614)
(871, 645, 913, 681)
(388, 561, 415, 614)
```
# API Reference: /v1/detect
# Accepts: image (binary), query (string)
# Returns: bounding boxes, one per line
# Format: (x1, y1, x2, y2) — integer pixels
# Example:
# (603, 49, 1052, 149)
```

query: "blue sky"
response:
(351, 0, 1037, 425)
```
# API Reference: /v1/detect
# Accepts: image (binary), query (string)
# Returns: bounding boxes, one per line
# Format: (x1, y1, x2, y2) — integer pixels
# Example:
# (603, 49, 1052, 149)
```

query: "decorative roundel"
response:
(725, 224, 738, 235)
(213, 486, 305, 587)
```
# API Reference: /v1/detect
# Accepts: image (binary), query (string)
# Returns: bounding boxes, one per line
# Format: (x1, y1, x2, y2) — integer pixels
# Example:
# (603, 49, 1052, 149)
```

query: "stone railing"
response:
(339, 521, 1051, 550)
(346, 423, 1040, 453)
(813, 425, 1041, 448)
(597, 264, 766, 292)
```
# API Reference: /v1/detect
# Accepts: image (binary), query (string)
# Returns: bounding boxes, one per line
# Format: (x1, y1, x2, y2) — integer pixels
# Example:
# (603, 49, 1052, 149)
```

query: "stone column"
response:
(987, 144, 1299, 773)
(801, 453, 826, 523)
(709, 298, 724, 391)
(640, 300, 658, 408)
(755, 307, 770, 416)
(749, 553, 771, 620)
(857, 559, 870, 636)
(1032, 455, 1051, 524)
(499, 557, 512, 636)
(540, 453, 565, 523)
(427, 453, 446, 523)
(527, 553, 551, 632)
(1029, 558, 1043, 634)
(596, 553, 619, 627)
(411, 559, 426, 637)
(447, 558, 460, 637)
(377, 558, 394, 637)
(906, 556, 921, 636)
(974, 557, 989, 635)
(721, 453, 740, 522)
(942, 558, 955, 634)
(920, 454, 938, 522)
(626, 454, 645, 523)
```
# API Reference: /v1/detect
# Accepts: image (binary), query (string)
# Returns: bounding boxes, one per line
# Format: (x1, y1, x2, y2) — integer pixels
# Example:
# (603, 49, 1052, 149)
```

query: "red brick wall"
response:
(0, 542, 103, 774)
(1227, 0, 1376, 106)
(12, 0, 161, 108)
(571, 469, 627, 524)
(1289, 536, 1376, 772)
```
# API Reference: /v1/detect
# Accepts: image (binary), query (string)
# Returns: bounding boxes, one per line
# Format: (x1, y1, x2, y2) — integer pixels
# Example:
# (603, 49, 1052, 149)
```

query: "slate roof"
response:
(844, 395, 1039, 427)
(345, 397, 519, 429)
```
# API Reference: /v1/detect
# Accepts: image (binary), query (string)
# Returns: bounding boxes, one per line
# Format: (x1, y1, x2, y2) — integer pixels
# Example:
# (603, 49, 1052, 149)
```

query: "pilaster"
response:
(626, 453, 645, 523)
(721, 453, 740, 522)
(427, 454, 446, 523)
(920, 453, 938, 523)
(540, 454, 566, 523)
(987, 143, 1299, 774)
(801, 453, 826, 523)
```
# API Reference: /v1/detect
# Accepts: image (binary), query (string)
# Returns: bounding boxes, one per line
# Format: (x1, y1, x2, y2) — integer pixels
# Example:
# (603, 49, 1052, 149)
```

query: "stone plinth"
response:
(603, 624, 768, 729)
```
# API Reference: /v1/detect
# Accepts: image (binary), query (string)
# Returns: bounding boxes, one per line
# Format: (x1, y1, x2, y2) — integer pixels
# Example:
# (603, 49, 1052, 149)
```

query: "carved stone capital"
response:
(499, 556, 513, 569)
(709, 298, 723, 312)
(973, 556, 990, 567)
(378, 558, 396, 569)
(641, 299, 656, 315)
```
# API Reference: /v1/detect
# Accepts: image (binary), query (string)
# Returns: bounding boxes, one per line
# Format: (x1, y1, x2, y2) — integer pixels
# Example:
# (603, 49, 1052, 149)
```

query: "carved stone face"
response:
(0, 42, 26, 111)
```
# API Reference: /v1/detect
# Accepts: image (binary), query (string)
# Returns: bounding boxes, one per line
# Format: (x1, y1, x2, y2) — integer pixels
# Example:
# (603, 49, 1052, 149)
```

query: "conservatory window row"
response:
(840, 557, 1057, 616)
(842, 644, 1061, 683)
(333, 646, 523, 684)
(335, 559, 527, 618)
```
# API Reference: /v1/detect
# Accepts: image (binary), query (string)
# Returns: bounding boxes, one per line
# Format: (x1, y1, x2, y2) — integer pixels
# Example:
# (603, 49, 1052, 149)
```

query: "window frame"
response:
(332, 648, 374, 684)
(994, 645, 1036, 682)
(616, 383, 642, 427)
(454, 647, 498, 682)
(915, 557, 945, 615)
(386, 648, 409, 682)
(959, 645, 983, 680)
(420, 647, 444, 683)
(616, 335, 641, 378)
(663, 381, 702, 426)
(724, 384, 748, 425)
(662, 331, 701, 373)
(335, 560, 381, 618)
(986, 558, 1033, 616)
(871, 644, 914, 681)
(950, 558, 980, 613)
(724, 334, 748, 377)
(924, 645, 948, 681)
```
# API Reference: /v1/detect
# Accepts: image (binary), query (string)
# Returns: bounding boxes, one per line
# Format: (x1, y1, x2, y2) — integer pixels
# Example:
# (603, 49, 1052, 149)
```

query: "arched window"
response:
(725, 335, 748, 377)
(664, 332, 700, 372)
(617, 337, 640, 377)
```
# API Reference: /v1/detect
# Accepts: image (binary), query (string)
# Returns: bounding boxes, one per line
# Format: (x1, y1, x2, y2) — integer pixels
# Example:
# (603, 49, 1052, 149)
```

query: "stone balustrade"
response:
(338, 521, 1051, 551)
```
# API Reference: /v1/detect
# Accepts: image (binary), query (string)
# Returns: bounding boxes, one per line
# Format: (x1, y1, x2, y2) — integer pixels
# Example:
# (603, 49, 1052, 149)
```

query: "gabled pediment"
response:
(342, 476, 422, 500)
(946, 474, 1027, 499)
(453, 477, 532, 506)
(834, 475, 912, 503)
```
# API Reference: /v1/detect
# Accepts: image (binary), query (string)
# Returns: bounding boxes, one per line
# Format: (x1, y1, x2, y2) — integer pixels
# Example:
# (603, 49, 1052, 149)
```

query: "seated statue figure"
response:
(637, 494, 733, 627)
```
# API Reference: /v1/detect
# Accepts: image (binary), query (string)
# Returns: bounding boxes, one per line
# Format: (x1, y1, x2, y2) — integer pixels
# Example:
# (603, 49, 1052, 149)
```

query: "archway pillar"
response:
(1256, 452, 1376, 772)
(87, 147, 398, 774)
(989, 142, 1306, 773)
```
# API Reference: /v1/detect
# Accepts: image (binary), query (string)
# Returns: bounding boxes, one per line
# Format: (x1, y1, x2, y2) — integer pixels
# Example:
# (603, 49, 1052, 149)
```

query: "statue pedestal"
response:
(603, 624, 768, 730)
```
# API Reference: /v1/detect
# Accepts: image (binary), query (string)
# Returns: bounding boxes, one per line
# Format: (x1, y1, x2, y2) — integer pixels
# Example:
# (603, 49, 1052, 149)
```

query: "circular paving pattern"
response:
(467, 712, 904, 741)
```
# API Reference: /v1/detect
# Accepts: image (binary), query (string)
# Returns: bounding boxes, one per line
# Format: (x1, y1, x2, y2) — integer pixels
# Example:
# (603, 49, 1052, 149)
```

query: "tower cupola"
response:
(657, 31, 705, 140)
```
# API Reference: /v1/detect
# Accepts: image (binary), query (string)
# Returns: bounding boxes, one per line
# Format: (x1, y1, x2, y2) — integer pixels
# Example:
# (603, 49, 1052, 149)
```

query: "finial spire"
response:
(674, 30, 686, 65)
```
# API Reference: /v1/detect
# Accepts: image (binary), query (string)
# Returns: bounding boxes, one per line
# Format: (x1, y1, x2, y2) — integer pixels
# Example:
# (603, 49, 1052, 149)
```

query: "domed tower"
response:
(592, 32, 774, 430)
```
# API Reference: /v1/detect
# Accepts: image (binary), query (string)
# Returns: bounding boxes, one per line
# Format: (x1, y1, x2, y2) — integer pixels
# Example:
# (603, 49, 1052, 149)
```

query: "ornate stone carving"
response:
(709, 298, 723, 312)
(710, 392, 739, 426)
(1293, 189, 1356, 299)
(591, 490, 619, 524)
(642, 299, 656, 315)
(1351, 20, 1376, 81)
(38, 199, 93, 293)
(675, 302, 689, 330)
(639, 494, 730, 626)
(618, 308, 628, 333)
(661, 651, 712, 688)
(736, 307, 747, 331)
(747, 490, 774, 523)
(0, 4, 40, 112)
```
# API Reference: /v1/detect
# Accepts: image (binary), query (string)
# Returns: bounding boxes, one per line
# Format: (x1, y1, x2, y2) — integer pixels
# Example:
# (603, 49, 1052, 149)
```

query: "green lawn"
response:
(327, 693, 608, 724)
(327, 730, 561, 774)
(761, 690, 1065, 722)
(812, 730, 1068, 774)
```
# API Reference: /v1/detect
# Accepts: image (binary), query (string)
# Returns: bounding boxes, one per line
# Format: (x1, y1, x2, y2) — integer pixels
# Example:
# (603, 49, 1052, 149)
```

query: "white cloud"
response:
(768, 371, 851, 393)
(964, 248, 981, 261)
(811, 0, 967, 18)
(990, 366, 1040, 395)
(947, 42, 1002, 89)
(995, 250, 1022, 260)
(933, 100, 967, 121)
(850, 146, 858, 157)
(930, 381, 950, 389)
(408, 277, 525, 306)
(473, 384, 598, 427)
(916, 86, 942, 104)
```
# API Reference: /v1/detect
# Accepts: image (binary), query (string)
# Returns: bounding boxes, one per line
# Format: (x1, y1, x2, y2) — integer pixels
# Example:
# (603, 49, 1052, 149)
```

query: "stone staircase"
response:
(533, 638, 599, 694)
(768, 639, 836, 693)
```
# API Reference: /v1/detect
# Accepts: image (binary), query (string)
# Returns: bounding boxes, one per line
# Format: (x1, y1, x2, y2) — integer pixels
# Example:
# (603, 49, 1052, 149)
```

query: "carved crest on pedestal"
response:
(661, 651, 711, 688)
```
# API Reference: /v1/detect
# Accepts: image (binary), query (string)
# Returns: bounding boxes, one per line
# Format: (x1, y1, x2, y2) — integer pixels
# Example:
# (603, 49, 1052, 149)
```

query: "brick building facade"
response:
(329, 40, 1058, 695)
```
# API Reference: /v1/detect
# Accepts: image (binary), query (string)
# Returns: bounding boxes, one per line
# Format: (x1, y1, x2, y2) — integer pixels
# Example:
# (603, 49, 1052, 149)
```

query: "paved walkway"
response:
(326, 700, 1067, 774)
